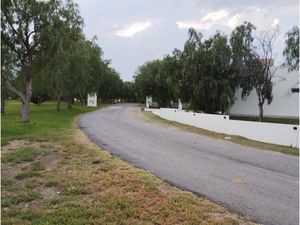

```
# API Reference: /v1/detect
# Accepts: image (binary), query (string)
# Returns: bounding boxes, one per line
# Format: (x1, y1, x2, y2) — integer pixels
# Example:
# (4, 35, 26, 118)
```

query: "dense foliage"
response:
(1, 0, 124, 122)
(2, 0, 297, 123)
(134, 22, 289, 121)
(135, 26, 243, 113)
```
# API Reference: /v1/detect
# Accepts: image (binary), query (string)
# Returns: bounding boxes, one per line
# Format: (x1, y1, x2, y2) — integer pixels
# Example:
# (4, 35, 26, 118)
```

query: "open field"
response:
(1, 101, 256, 225)
(142, 111, 299, 156)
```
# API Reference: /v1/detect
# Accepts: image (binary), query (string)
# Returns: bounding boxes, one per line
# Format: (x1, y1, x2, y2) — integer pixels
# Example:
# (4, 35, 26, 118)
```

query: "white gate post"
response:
(146, 96, 152, 108)
(87, 92, 97, 107)
(178, 99, 182, 110)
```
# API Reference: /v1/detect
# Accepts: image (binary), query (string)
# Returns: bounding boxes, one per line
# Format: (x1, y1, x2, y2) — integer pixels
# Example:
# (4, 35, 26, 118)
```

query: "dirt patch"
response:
(40, 187, 60, 198)
(1, 162, 31, 178)
(38, 153, 60, 170)
(1, 140, 28, 154)
(1, 140, 58, 154)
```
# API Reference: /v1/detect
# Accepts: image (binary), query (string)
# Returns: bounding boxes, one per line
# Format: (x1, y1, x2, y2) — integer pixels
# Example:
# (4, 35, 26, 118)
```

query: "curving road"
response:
(78, 104, 299, 225)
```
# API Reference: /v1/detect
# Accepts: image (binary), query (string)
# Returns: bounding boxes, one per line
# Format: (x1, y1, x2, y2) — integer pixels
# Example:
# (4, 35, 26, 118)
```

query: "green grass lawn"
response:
(1, 101, 256, 225)
(1, 101, 104, 146)
(230, 115, 299, 125)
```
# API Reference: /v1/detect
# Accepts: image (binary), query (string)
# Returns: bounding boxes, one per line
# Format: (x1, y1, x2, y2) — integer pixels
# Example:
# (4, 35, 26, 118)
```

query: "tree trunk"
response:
(56, 95, 61, 111)
(20, 98, 30, 123)
(67, 95, 72, 109)
(2, 69, 32, 123)
(37, 97, 41, 106)
(1, 93, 5, 114)
(20, 77, 32, 123)
(79, 90, 85, 104)
(1, 100, 5, 114)
(258, 103, 263, 122)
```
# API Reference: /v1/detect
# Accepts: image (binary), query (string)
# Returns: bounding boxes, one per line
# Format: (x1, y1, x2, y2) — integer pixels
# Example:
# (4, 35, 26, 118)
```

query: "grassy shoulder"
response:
(141, 111, 299, 156)
(1, 101, 257, 225)
(230, 115, 299, 125)
(1, 101, 109, 146)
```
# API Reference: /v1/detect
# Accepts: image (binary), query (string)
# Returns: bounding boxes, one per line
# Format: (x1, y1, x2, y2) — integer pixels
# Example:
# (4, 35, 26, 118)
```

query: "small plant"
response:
(109, 196, 127, 210)
(30, 162, 46, 171)
(15, 171, 40, 180)
(45, 179, 59, 187)
(92, 159, 102, 164)
(1, 179, 15, 187)
(15, 162, 45, 179)
(61, 186, 87, 196)
(2, 147, 39, 163)
(2, 192, 41, 207)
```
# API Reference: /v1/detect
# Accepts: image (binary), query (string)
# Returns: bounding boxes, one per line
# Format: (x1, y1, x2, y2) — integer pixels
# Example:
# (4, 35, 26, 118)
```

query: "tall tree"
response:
(122, 82, 136, 102)
(35, 0, 83, 110)
(98, 66, 123, 102)
(181, 29, 235, 113)
(1, 0, 81, 121)
(230, 21, 256, 93)
(283, 26, 299, 71)
(134, 60, 160, 103)
(251, 29, 278, 121)
(231, 22, 277, 121)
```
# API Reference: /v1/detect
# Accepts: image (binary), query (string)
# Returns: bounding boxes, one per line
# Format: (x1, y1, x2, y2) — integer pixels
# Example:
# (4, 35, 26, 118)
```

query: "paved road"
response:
(78, 104, 299, 225)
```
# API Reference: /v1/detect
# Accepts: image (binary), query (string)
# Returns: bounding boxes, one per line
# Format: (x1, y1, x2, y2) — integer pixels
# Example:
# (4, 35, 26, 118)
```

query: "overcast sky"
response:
(74, 0, 298, 81)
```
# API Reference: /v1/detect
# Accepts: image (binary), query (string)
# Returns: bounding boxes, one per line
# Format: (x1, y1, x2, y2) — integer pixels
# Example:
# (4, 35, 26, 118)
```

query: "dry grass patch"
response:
(1, 118, 258, 225)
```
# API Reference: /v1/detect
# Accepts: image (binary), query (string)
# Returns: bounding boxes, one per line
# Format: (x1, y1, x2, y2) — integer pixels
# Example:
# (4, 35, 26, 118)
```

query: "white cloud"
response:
(225, 14, 241, 29)
(272, 18, 280, 27)
(176, 9, 230, 30)
(202, 10, 229, 22)
(176, 8, 282, 31)
(176, 21, 213, 30)
(116, 21, 151, 37)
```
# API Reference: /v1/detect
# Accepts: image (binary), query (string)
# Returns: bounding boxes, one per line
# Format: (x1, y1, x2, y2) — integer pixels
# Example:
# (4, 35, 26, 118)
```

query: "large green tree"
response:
(122, 82, 136, 102)
(98, 65, 123, 102)
(134, 21, 277, 119)
(1, 0, 82, 121)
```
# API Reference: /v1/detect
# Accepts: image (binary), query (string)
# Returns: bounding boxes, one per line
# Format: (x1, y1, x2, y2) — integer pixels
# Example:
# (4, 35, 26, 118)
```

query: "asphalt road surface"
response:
(78, 104, 299, 225)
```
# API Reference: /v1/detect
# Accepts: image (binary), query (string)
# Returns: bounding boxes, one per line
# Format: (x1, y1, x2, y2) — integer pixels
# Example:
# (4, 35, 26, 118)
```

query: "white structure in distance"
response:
(230, 67, 299, 118)
(87, 92, 97, 107)
(178, 99, 183, 111)
(146, 96, 152, 108)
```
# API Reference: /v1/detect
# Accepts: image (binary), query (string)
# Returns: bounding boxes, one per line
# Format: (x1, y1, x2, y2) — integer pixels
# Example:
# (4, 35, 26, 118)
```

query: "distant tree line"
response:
(134, 23, 299, 121)
(1, 0, 126, 122)
(1, 0, 298, 124)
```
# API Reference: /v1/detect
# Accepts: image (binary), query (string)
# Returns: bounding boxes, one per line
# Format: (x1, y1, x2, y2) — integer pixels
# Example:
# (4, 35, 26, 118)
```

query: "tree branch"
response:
(1, 9, 24, 43)
(1, 73, 26, 102)
(1, 34, 23, 62)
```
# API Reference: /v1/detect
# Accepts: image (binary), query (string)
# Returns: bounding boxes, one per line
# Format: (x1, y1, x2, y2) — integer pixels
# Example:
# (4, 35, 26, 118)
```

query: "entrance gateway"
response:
(87, 92, 97, 107)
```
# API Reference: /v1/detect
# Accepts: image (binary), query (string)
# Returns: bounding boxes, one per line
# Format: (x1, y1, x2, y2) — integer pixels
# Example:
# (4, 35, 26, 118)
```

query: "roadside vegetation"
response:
(1, 101, 258, 224)
(141, 111, 299, 156)
(134, 25, 299, 122)
(1, 0, 133, 123)
(230, 115, 299, 125)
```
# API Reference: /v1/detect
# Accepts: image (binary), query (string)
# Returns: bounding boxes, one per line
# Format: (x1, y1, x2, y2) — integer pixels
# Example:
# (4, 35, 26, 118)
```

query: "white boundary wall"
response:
(147, 108, 299, 148)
